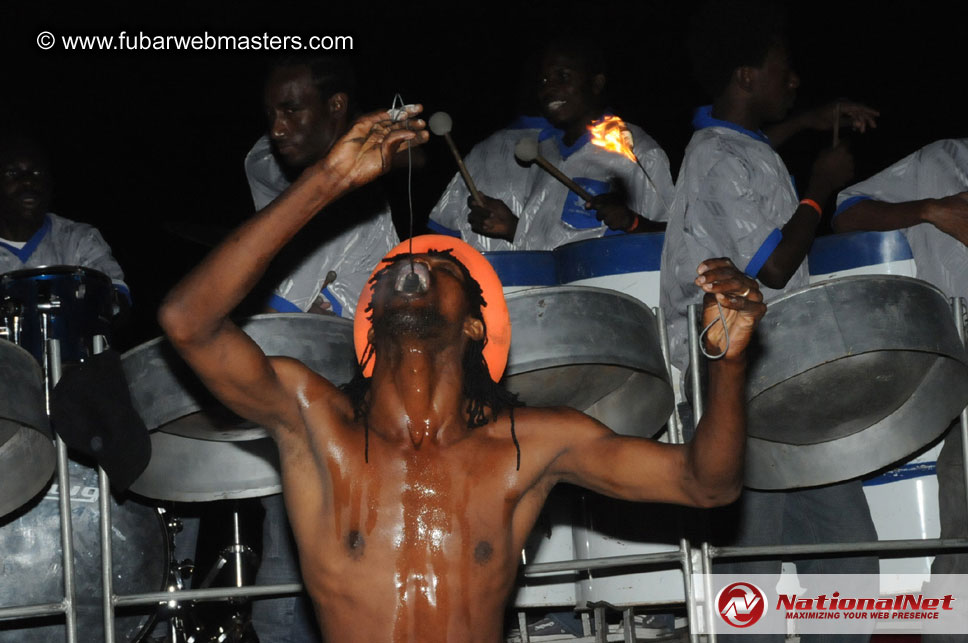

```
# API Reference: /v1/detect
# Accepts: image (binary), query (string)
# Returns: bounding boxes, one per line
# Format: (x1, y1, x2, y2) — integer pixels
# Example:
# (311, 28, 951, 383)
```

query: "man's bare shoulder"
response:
(267, 356, 356, 423)
(480, 405, 611, 444)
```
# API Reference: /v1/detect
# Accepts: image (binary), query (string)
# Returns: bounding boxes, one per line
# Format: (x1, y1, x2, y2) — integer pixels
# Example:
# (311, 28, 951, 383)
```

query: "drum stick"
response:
(514, 138, 595, 202)
(832, 102, 840, 147)
(429, 112, 485, 207)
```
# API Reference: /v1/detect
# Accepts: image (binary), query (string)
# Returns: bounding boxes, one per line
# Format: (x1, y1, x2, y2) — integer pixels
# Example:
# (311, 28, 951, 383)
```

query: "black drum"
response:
(0, 459, 171, 642)
(0, 266, 116, 363)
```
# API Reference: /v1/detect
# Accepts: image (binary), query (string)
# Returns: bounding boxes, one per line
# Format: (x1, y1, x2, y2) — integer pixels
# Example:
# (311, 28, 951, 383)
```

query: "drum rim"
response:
(767, 274, 949, 307)
(503, 283, 660, 314)
(555, 229, 664, 252)
(121, 312, 354, 358)
(1, 264, 113, 283)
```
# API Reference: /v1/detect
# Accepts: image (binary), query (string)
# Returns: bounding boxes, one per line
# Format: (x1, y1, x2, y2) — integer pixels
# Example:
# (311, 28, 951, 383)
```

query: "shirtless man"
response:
(159, 106, 766, 642)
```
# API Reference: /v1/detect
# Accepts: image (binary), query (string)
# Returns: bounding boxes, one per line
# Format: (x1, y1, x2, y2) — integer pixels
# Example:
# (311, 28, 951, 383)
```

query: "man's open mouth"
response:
(393, 260, 430, 294)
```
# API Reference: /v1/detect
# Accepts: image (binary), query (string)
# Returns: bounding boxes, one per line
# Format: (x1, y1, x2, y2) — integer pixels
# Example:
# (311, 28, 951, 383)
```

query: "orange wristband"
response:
(626, 215, 641, 232)
(799, 198, 823, 217)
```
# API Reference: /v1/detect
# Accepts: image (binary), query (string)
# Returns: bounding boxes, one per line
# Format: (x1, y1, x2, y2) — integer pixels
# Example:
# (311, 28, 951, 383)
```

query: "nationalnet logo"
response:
(717, 582, 767, 627)
(697, 574, 968, 635)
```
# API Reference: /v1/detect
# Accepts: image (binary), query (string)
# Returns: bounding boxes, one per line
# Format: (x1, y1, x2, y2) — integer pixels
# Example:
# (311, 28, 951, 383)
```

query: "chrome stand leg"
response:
(46, 337, 77, 643)
(622, 607, 635, 642)
(517, 611, 529, 643)
(594, 606, 607, 643)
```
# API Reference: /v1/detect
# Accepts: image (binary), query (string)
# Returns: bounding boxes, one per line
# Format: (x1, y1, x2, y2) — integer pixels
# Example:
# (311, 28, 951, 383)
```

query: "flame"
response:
(588, 115, 637, 163)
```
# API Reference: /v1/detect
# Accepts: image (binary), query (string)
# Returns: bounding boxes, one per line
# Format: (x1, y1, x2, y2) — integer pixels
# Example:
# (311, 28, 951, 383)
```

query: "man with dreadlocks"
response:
(160, 105, 766, 642)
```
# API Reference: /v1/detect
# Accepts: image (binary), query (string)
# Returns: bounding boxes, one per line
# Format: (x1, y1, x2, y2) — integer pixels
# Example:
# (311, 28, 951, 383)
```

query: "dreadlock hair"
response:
(340, 249, 525, 468)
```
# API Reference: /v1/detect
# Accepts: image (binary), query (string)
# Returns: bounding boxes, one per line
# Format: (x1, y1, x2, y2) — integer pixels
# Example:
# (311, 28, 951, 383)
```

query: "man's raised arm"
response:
(158, 108, 428, 431)
(549, 259, 765, 508)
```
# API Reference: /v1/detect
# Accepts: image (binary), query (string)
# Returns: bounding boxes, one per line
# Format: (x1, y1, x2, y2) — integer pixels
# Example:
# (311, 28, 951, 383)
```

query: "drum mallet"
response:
(514, 138, 595, 202)
(428, 112, 485, 207)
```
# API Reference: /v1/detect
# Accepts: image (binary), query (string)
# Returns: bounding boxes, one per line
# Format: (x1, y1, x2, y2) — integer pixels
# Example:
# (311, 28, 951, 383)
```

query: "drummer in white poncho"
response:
(0, 135, 128, 301)
(835, 139, 968, 643)
(428, 38, 674, 251)
(659, 3, 881, 641)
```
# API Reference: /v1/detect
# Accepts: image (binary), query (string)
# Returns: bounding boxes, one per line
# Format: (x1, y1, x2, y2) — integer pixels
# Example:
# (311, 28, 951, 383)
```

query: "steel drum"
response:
(486, 247, 676, 608)
(811, 230, 939, 583)
(121, 314, 357, 502)
(0, 266, 116, 363)
(0, 339, 54, 518)
(553, 234, 684, 608)
(0, 459, 170, 642)
(504, 286, 673, 438)
(745, 275, 968, 489)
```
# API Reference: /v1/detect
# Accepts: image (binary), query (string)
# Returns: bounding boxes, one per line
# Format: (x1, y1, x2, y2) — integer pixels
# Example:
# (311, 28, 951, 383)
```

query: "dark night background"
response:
(3, 0, 966, 349)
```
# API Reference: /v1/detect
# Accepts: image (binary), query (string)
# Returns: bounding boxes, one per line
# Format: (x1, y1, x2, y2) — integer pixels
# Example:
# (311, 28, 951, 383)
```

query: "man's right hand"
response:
(924, 191, 968, 246)
(320, 107, 429, 194)
(467, 193, 519, 242)
(808, 142, 855, 202)
(695, 258, 766, 361)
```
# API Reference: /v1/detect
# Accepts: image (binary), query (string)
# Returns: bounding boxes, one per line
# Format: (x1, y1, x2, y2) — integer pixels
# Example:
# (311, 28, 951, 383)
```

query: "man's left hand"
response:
(695, 258, 766, 361)
(320, 106, 429, 192)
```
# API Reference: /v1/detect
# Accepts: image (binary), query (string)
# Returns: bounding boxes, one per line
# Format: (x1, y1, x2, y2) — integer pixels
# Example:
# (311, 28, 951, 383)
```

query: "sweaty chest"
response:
(325, 447, 516, 566)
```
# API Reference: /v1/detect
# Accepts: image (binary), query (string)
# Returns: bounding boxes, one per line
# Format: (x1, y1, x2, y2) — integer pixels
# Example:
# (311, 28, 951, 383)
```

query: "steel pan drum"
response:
(745, 275, 968, 489)
(0, 459, 169, 642)
(0, 339, 54, 518)
(0, 266, 116, 363)
(541, 237, 684, 608)
(121, 314, 356, 502)
(504, 286, 673, 438)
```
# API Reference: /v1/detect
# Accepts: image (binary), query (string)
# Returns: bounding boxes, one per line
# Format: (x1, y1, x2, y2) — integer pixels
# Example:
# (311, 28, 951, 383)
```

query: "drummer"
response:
(429, 37, 674, 251)
(243, 55, 404, 642)
(834, 139, 968, 643)
(0, 135, 128, 301)
(158, 105, 767, 642)
(245, 55, 400, 318)
(660, 2, 879, 639)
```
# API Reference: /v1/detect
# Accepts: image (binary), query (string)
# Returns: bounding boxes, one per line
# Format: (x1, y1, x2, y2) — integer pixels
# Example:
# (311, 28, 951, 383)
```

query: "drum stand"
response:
(197, 506, 258, 591)
(163, 504, 258, 643)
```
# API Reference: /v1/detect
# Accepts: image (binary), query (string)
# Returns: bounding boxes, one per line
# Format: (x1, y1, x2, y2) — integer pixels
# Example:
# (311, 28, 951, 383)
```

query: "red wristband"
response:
(799, 198, 823, 217)
(626, 215, 641, 232)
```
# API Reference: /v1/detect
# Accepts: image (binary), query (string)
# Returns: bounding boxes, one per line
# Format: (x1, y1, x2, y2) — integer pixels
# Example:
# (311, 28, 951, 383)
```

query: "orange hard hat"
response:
(353, 235, 510, 382)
